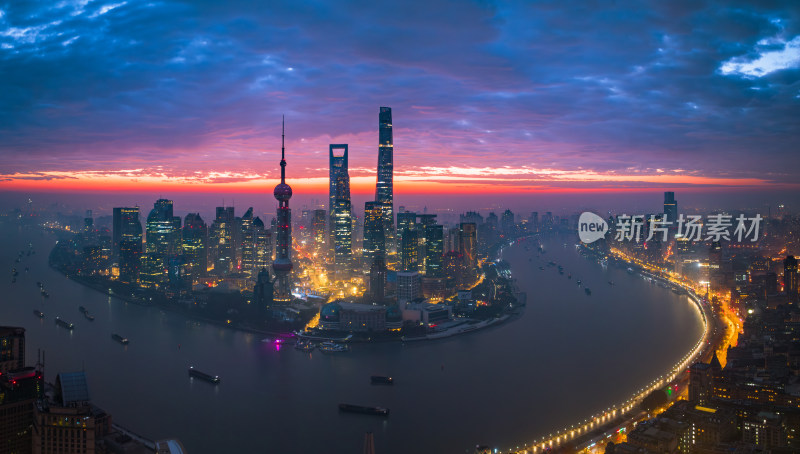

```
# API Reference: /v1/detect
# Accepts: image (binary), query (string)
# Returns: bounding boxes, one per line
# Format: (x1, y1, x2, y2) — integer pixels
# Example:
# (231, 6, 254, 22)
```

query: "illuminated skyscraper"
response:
(311, 209, 326, 255)
(401, 229, 419, 272)
(397, 211, 416, 270)
(181, 213, 207, 284)
(113, 207, 143, 283)
(329, 144, 352, 276)
(424, 224, 444, 277)
(416, 214, 436, 272)
(363, 201, 385, 263)
(376, 107, 396, 268)
(210, 206, 235, 275)
(240, 207, 256, 276)
(142, 199, 181, 288)
(252, 216, 272, 272)
(273, 119, 294, 303)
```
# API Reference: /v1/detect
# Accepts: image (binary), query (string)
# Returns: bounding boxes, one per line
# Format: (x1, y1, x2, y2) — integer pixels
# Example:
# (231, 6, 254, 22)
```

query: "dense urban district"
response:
(33, 109, 528, 344)
(2, 106, 800, 454)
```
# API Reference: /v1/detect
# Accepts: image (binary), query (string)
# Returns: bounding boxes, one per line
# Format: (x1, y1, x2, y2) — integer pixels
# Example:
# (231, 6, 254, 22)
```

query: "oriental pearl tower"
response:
(273, 117, 293, 302)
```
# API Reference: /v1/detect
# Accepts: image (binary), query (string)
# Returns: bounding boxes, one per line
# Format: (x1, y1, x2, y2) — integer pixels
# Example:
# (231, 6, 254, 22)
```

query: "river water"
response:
(0, 223, 703, 453)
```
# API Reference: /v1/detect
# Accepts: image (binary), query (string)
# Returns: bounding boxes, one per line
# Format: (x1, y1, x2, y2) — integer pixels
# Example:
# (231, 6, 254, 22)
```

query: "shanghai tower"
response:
(375, 107, 396, 268)
(273, 118, 293, 302)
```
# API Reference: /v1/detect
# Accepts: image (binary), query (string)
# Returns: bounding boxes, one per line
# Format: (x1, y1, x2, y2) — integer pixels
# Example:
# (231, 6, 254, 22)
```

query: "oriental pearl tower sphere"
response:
(273, 117, 293, 303)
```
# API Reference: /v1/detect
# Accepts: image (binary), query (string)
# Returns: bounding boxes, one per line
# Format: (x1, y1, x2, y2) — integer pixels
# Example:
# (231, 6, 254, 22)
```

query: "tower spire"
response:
(280, 115, 286, 183)
(273, 115, 293, 303)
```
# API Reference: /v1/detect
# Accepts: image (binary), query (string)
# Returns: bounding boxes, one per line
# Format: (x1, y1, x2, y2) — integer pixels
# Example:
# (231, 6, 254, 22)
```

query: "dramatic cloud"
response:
(1, 0, 798, 193)
(720, 35, 800, 78)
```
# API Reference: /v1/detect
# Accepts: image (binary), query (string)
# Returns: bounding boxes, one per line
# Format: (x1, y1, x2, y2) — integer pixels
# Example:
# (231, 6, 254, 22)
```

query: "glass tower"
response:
(363, 201, 385, 263)
(182, 213, 207, 284)
(329, 144, 352, 276)
(376, 107, 396, 268)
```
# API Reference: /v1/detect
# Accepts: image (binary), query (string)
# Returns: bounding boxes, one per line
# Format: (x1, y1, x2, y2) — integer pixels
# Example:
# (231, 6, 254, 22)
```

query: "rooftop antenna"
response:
(280, 115, 286, 183)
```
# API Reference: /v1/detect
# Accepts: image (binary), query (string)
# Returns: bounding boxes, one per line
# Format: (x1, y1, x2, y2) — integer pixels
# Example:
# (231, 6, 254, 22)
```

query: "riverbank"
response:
(47, 225, 525, 345)
(495, 244, 717, 454)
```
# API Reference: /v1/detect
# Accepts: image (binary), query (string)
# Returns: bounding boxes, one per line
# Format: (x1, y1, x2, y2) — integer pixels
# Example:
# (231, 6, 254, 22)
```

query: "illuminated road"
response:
(497, 249, 716, 454)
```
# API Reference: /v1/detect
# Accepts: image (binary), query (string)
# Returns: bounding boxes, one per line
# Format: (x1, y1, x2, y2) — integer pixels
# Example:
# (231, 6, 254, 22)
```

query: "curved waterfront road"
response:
(498, 250, 716, 454)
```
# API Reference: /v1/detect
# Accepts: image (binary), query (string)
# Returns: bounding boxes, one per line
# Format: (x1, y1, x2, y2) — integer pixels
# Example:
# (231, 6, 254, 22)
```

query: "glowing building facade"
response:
(329, 144, 352, 276)
(376, 107, 396, 269)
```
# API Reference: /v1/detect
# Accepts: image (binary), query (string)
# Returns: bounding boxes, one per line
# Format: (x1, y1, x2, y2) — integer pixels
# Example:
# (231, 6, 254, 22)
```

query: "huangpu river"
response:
(1, 222, 703, 453)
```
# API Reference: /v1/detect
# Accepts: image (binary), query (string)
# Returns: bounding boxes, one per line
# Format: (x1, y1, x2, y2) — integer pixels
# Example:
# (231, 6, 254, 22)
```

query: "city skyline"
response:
(1, 1, 799, 198)
(3, 1, 800, 453)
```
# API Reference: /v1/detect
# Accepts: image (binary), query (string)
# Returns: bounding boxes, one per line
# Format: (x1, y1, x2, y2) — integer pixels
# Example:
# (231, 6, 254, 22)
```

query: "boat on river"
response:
(319, 341, 348, 353)
(370, 376, 394, 385)
(338, 403, 389, 416)
(188, 366, 220, 384)
(55, 317, 74, 330)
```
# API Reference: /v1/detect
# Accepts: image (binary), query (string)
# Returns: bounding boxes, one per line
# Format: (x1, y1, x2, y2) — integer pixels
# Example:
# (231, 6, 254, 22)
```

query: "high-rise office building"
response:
(501, 209, 515, 236)
(397, 211, 416, 234)
(254, 267, 274, 314)
(312, 209, 326, 255)
(145, 199, 181, 255)
(416, 214, 437, 273)
(0, 327, 43, 453)
(83, 209, 93, 234)
(369, 256, 387, 302)
(142, 199, 181, 288)
(363, 201, 385, 263)
(273, 119, 294, 302)
(33, 372, 106, 454)
(481, 212, 498, 252)
(445, 226, 460, 253)
(240, 207, 256, 276)
(113, 207, 139, 256)
(785, 256, 798, 302)
(0, 326, 25, 374)
(459, 222, 477, 267)
(397, 211, 416, 269)
(401, 228, 419, 272)
(376, 107, 396, 269)
(425, 224, 444, 277)
(210, 206, 236, 275)
(329, 144, 352, 276)
(113, 207, 142, 283)
(182, 213, 207, 284)
(252, 216, 272, 272)
(300, 208, 312, 244)
(664, 191, 678, 224)
(397, 271, 422, 304)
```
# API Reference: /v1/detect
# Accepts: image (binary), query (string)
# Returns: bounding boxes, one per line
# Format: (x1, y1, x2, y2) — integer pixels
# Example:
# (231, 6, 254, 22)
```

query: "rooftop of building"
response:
(0, 326, 24, 336)
(56, 371, 90, 406)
